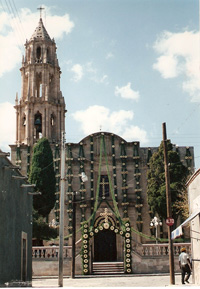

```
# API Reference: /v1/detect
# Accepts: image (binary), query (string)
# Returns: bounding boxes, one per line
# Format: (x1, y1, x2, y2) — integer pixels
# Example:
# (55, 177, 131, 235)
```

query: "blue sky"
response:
(0, 0, 200, 168)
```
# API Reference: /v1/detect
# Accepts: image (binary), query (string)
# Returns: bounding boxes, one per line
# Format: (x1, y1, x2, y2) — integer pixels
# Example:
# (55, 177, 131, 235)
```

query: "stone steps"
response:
(92, 262, 124, 275)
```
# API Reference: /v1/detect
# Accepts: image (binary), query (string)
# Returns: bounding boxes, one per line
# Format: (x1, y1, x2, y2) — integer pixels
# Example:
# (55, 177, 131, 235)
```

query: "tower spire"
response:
(10, 15, 66, 176)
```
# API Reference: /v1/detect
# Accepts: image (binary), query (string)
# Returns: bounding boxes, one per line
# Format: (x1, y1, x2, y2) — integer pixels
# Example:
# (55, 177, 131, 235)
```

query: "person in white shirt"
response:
(179, 247, 192, 284)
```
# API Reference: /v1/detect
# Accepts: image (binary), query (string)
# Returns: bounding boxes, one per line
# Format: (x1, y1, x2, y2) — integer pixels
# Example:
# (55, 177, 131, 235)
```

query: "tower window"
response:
(40, 84, 42, 97)
(36, 72, 42, 97)
(36, 46, 41, 61)
(22, 116, 26, 126)
(47, 48, 49, 62)
(51, 114, 55, 126)
(34, 112, 42, 139)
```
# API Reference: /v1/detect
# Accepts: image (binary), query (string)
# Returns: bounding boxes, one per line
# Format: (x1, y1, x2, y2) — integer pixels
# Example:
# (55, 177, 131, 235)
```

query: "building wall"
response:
(187, 169, 200, 285)
(0, 153, 32, 286)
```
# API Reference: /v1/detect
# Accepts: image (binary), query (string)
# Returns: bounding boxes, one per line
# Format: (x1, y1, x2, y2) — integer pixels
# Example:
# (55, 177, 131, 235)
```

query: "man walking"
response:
(179, 247, 192, 284)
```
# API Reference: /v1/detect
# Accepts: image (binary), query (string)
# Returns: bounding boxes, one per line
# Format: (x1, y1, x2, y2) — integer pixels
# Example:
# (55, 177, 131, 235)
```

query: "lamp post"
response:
(150, 216, 162, 244)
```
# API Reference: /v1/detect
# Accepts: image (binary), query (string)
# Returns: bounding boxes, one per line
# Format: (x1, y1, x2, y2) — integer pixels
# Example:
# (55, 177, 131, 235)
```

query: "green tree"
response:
(32, 209, 58, 242)
(147, 141, 189, 221)
(29, 137, 56, 217)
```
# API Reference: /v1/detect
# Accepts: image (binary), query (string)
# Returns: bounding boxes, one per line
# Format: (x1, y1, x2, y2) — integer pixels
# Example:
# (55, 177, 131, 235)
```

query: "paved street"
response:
(32, 274, 196, 288)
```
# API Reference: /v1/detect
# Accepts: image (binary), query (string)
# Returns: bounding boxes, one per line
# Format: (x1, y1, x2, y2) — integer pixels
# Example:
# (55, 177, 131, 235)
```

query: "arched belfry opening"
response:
(36, 46, 41, 62)
(50, 113, 56, 140)
(36, 72, 42, 97)
(34, 112, 42, 139)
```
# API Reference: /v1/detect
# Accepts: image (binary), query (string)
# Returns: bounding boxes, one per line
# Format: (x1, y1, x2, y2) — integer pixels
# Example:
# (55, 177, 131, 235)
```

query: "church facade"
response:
(10, 17, 194, 275)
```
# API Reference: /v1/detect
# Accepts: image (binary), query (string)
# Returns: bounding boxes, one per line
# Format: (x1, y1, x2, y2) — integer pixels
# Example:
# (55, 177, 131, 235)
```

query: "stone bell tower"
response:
(10, 17, 66, 176)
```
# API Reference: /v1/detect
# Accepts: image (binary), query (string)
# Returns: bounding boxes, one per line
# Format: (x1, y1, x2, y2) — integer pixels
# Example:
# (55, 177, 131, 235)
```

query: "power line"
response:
(1, 0, 26, 53)
(9, 0, 27, 40)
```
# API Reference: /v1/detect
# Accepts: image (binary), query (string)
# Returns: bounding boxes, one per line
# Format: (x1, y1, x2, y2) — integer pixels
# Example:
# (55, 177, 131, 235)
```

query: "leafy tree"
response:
(174, 188, 189, 220)
(32, 209, 58, 242)
(29, 137, 56, 217)
(147, 140, 189, 221)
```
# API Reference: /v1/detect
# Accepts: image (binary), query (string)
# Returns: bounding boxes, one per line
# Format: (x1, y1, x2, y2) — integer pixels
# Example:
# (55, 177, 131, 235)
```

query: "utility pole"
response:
(71, 192, 76, 279)
(162, 123, 175, 285)
(58, 131, 66, 287)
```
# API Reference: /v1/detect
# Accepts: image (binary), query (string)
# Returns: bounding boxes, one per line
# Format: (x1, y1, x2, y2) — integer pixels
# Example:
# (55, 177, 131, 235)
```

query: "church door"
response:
(94, 229, 117, 262)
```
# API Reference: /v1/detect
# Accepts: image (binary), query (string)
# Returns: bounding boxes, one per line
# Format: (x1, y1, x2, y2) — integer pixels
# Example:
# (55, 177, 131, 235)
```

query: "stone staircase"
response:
(92, 262, 124, 275)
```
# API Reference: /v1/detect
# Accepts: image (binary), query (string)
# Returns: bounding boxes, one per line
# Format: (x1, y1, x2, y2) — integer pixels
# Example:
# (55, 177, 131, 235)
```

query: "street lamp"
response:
(150, 216, 162, 244)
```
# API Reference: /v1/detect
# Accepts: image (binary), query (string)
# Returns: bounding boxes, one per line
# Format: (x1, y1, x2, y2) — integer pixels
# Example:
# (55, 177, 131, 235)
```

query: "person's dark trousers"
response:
(181, 264, 191, 284)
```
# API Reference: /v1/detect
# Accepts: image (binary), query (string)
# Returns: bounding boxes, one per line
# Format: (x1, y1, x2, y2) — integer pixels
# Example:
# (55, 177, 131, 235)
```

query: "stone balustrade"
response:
(32, 242, 191, 260)
(134, 242, 191, 257)
(32, 246, 71, 260)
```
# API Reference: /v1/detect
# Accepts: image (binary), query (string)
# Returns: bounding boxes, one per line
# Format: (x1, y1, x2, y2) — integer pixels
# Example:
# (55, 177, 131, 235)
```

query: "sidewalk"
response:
(32, 274, 196, 288)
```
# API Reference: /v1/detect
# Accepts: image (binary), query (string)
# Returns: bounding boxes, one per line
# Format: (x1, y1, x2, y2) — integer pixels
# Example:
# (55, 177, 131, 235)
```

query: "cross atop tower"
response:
(37, 6, 45, 18)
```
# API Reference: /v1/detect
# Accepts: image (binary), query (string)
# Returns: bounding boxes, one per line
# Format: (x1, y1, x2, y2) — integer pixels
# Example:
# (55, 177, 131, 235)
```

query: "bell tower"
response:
(10, 17, 66, 175)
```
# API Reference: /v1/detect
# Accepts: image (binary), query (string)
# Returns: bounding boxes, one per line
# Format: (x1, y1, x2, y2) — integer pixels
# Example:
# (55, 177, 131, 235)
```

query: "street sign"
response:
(166, 217, 174, 226)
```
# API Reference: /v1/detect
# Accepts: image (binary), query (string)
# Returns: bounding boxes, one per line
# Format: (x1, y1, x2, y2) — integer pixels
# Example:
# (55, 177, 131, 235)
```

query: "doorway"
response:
(21, 232, 27, 281)
(94, 229, 117, 262)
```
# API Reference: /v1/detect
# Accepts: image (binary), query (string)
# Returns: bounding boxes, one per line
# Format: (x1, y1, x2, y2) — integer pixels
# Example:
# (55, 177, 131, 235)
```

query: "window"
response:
(99, 175, 109, 198)
(36, 46, 41, 60)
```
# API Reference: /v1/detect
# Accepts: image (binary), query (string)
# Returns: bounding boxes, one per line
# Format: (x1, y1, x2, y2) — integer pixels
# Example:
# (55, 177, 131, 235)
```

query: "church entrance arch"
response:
(93, 210, 118, 262)
(94, 229, 117, 262)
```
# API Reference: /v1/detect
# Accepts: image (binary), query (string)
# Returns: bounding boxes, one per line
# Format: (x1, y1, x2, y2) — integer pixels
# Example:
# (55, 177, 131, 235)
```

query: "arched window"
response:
(22, 115, 26, 126)
(36, 72, 42, 97)
(51, 114, 55, 126)
(36, 46, 41, 61)
(51, 113, 56, 140)
(28, 48, 31, 62)
(34, 112, 42, 139)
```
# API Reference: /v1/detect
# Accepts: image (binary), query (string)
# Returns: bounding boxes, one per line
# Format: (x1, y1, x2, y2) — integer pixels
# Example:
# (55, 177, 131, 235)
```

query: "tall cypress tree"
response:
(147, 140, 189, 221)
(29, 137, 56, 217)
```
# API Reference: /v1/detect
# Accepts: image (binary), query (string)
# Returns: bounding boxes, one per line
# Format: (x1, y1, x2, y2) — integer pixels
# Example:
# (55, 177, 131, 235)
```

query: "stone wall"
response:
(32, 254, 181, 276)
(0, 152, 32, 286)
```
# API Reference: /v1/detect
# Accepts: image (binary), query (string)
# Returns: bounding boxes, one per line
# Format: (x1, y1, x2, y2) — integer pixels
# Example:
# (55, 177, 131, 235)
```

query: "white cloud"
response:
(71, 64, 83, 82)
(153, 30, 200, 101)
(121, 125, 148, 143)
(106, 52, 114, 59)
(0, 102, 15, 152)
(153, 55, 179, 79)
(115, 82, 140, 101)
(69, 62, 109, 84)
(86, 62, 109, 84)
(0, 7, 74, 78)
(72, 105, 148, 143)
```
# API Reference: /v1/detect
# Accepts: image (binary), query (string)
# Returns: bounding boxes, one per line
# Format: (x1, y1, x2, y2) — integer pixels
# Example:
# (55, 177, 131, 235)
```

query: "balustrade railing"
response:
(133, 242, 191, 257)
(32, 242, 191, 260)
(32, 246, 70, 260)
